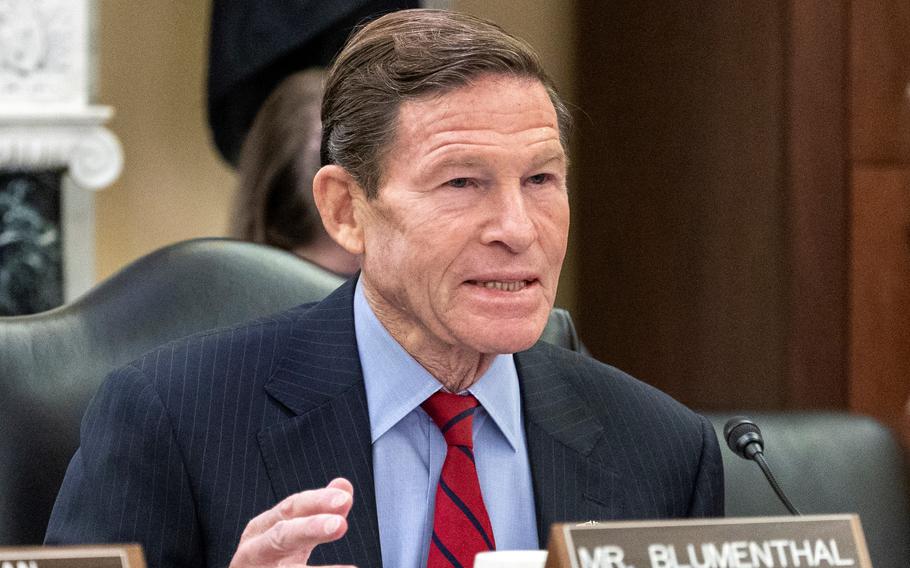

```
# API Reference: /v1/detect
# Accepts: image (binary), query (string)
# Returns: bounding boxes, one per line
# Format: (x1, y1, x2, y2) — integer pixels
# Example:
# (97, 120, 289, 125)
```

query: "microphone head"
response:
(723, 416, 764, 460)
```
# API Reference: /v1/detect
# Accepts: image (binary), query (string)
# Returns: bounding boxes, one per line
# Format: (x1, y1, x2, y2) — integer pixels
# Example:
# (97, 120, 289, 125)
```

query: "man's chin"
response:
(459, 321, 547, 355)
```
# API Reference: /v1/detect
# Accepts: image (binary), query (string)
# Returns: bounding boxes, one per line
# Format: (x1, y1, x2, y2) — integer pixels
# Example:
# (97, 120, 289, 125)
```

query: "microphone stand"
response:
(751, 450, 800, 515)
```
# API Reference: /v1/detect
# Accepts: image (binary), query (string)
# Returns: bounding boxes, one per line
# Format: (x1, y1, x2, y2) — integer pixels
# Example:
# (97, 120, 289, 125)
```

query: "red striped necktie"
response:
(422, 391, 496, 568)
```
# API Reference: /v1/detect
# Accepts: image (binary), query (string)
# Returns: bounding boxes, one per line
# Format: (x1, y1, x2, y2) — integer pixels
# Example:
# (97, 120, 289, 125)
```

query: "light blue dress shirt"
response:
(353, 280, 539, 568)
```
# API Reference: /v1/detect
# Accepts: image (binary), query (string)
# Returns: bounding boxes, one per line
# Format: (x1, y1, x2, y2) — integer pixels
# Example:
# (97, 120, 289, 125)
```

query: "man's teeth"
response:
(476, 280, 528, 292)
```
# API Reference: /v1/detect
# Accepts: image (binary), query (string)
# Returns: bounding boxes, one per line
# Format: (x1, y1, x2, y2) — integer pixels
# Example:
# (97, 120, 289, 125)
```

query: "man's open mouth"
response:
(466, 280, 533, 292)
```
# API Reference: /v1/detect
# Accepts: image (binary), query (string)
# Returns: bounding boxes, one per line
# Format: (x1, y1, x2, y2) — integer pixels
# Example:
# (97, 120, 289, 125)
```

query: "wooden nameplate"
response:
(0, 545, 146, 568)
(546, 514, 872, 568)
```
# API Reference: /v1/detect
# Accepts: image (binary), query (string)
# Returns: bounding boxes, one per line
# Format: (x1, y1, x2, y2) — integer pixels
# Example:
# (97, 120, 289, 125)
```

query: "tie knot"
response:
(421, 391, 479, 448)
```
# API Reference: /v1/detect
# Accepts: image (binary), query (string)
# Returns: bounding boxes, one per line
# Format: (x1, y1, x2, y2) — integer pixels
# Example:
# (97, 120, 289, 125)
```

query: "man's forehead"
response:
(363, 74, 564, 194)
(393, 76, 561, 154)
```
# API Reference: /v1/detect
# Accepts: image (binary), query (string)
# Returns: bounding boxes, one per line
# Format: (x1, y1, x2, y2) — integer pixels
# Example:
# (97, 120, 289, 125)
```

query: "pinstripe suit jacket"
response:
(46, 278, 723, 568)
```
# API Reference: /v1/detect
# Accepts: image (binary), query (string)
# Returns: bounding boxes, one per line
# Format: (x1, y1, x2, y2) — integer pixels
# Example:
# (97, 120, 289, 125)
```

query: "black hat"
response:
(207, 0, 419, 165)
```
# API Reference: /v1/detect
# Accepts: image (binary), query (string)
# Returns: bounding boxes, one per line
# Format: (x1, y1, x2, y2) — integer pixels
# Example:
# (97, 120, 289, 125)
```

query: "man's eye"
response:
(447, 178, 471, 188)
(528, 173, 550, 185)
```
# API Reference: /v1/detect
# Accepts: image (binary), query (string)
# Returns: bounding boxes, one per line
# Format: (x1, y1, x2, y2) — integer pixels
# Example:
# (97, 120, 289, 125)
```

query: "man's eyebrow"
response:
(427, 157, 486, 171)
(420, 149, 567, 178)
(529, 152, 567, 169)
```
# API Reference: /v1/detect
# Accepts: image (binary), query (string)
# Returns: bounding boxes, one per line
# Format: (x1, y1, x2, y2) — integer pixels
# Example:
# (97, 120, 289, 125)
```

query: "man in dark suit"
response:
(47, 9, 723, 568)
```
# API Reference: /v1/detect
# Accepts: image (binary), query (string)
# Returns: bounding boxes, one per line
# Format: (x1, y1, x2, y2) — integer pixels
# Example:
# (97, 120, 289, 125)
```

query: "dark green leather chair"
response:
(704, 412, 910, 568)
(0, 238, 584, 545)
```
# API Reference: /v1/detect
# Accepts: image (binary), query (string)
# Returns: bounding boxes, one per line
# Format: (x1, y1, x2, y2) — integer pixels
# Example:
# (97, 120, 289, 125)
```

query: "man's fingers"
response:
(242, 483, 353, 539)
(232, 478, 356, 567)
(234, 514, 349, 565)
(262, 514, 347, 555)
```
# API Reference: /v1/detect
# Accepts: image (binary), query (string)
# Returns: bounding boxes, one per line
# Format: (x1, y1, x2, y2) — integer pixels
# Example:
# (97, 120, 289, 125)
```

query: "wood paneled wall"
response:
(573, 1, 850, 411)
(574, 0, 910, 434)
(851, 0, 910, 165)
(849, 0, 910, 433)
(783, 2, 850, 409)
(850, 169, 910, 430)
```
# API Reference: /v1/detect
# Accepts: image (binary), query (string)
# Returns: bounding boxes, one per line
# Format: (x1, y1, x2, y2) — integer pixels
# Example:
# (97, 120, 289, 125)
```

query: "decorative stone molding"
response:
(0, 0, 120, 305)
(0, 0, 122, 192)
(0, 109, 123, 190)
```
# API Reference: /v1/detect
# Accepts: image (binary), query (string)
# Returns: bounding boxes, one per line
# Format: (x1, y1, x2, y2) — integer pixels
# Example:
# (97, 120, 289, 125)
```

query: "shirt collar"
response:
(354, 278, 523, 450)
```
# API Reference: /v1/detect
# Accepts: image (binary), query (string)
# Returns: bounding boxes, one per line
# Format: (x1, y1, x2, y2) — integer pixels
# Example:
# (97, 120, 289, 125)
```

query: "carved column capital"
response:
(0, 109, 123, 190)
(0, 0, 122, 191)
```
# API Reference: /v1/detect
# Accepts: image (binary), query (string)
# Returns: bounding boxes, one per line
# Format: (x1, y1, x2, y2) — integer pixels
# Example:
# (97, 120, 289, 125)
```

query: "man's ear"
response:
(313, 165, 366, 255)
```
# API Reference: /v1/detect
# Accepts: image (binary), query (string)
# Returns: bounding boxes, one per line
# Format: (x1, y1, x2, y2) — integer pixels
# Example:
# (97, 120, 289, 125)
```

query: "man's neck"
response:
(362, 286, 496, 392)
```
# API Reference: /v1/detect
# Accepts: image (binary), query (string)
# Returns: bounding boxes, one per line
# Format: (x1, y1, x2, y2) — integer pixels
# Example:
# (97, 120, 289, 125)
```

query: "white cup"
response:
(473, 550, 548, 568)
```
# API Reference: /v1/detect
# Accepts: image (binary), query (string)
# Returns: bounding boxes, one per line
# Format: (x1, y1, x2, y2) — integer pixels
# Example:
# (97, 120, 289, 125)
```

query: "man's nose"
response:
(481, 185, 537, 252)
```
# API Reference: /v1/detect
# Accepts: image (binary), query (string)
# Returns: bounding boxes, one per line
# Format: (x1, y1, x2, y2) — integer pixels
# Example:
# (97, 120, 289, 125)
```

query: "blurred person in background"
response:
(231, 68, 359, 276)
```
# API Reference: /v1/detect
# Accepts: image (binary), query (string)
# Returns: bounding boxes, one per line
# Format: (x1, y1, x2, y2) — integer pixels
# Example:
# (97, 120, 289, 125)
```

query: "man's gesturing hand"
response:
(230, 477, 355, 568)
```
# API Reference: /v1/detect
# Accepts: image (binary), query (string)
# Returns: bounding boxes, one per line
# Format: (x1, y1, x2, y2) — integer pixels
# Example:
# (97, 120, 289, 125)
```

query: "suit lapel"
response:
(255, 280, 624, 561)
(516, 344, 626, 546)
(257, 279, 383, 568)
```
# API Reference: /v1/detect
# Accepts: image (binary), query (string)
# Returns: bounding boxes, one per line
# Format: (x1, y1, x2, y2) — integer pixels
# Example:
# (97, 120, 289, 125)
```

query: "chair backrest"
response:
(0, 237, 585, 545)
(0, 239, 344, 545)
(704, 412, 910, 568)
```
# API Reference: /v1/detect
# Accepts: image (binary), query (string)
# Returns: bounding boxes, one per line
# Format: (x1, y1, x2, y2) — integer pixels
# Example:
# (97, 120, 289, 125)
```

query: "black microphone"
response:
(723, 416, 801, 516)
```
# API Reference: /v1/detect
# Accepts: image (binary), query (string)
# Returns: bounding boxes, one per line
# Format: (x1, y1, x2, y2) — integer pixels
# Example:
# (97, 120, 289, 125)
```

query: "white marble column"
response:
(0, 0, 122, 304)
